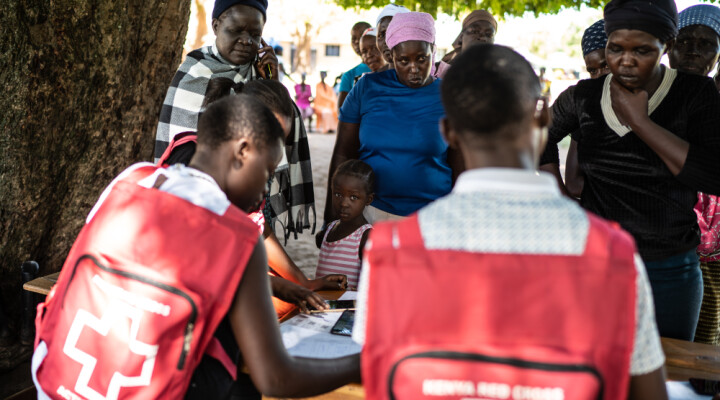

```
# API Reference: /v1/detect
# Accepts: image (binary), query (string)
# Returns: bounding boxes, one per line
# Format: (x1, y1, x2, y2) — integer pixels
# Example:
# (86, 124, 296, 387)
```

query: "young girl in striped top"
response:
(316, 160, 374, 287)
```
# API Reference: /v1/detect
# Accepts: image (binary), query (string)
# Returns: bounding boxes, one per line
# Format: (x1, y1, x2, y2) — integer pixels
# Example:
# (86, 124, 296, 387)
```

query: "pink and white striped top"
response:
(316, 220, 372, 287)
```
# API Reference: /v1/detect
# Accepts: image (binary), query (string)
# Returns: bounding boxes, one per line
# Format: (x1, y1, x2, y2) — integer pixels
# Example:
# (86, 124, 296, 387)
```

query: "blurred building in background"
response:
(183, 0, 460, 89)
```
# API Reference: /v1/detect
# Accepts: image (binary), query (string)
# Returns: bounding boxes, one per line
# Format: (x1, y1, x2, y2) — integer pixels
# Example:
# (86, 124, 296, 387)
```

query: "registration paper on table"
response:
(280, 312, 361, 358)
(337, 291, 358, 301)
(666, 381, 712, 400)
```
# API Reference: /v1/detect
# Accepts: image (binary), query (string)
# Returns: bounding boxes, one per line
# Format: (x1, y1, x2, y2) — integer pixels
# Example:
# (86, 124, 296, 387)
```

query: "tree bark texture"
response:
(0, 0, 191, 330)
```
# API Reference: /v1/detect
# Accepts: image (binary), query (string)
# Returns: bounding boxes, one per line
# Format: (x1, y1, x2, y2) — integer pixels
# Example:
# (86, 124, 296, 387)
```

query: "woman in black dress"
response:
(541, 0, 720, 341)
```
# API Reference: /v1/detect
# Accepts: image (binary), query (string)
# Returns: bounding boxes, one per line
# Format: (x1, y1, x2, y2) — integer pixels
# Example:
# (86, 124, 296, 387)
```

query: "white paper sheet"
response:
(280, 316, 361, 358)
(282, 312, 343, 333)
(667, 381, 712, 400)
(337, 291, 358, 301)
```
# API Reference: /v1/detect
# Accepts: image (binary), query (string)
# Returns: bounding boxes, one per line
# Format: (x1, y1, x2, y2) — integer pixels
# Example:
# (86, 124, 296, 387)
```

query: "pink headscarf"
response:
(385, 12, 437, 75)
(385, 12, 436, 50)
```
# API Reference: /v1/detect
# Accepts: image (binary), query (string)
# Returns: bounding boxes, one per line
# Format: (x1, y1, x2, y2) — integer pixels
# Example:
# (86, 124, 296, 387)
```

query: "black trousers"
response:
(185, 355, 261, 400)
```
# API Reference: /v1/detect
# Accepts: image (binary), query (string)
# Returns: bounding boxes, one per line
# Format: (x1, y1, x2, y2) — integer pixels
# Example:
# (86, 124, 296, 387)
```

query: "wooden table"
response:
(266, 291, 365, 399)
(277, 338, 720, 399)
(22, 277, 720, 397)
(265, 384, 364, 400)
(23, 272, 59, 295)
(662, 336, 720, 381)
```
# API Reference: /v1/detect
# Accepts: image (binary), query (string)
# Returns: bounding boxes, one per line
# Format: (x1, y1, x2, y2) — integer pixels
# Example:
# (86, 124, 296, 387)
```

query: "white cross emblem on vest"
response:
(63, 300, 158, 400)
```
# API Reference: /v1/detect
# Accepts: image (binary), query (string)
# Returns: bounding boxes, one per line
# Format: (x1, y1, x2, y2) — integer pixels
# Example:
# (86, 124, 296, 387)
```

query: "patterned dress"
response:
(316, 220, 372, 287)
(695, 193, 720, 345)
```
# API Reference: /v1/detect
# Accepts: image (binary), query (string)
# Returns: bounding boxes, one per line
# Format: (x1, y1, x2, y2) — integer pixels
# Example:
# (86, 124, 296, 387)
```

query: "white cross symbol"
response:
(63, 300, 158, 400)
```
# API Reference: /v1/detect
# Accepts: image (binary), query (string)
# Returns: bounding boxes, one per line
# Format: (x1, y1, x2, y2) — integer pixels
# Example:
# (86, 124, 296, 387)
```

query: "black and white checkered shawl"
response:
(266, 102, 316, 242)
(154, 44, 257, 162)
(154, 44, 315, 240)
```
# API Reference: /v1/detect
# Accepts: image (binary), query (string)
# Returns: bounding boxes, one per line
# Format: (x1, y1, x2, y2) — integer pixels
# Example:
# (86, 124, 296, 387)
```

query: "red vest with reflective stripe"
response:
(33, 165, 258, 399)
(363, 213, 637, 400)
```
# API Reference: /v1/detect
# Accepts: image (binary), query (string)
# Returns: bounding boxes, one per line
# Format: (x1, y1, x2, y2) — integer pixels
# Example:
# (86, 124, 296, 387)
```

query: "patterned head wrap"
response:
(582, 20, 608, 56)
(678, 4, 720, 38)
(604, 0, 678, 43)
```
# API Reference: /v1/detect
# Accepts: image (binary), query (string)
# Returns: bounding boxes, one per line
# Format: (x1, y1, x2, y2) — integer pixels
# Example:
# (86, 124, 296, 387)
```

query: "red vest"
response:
(363, 213, 637, 400)
(33, 165, 259, 399)
(161, 137, 300, 321)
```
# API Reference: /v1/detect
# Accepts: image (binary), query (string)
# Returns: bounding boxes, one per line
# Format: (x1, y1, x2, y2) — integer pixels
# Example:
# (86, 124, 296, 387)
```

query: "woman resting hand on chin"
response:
(539, 0, 720, 342)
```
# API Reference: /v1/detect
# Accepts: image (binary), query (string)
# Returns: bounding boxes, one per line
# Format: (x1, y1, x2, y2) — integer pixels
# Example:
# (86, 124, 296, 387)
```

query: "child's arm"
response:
(263, 220, 347, 291)
(229, 239, 361, 397)
(358, 228, 372, 261)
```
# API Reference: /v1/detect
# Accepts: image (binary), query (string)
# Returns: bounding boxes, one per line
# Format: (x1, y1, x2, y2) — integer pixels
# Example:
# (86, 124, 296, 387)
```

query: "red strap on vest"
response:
(205, 337, 238, 381)
(157, 132, 198, 167)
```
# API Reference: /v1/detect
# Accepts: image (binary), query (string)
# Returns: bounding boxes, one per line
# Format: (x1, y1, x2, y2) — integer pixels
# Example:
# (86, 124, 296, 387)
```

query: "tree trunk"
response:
(301, 22, 313, 74)
(0, 0, 191, 344)
(192, 0, 209, 51)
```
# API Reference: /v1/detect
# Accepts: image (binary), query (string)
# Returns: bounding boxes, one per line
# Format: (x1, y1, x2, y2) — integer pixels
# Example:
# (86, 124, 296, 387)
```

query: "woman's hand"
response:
(610, 78, 649, 129)
(229, 241, 361, 397)
(257, 39, 279, 80)
(609, 77, 689, 176)
(310, 274, 348, 291)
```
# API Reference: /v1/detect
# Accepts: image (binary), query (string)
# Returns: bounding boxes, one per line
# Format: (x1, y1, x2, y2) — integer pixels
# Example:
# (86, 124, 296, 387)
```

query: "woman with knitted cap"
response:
(667, 4, 720, 346)
(155, 0, 320, 245)
(322, 12, 461, 231)
(540, 0, 720, 342)
(154, 0, 276, 160)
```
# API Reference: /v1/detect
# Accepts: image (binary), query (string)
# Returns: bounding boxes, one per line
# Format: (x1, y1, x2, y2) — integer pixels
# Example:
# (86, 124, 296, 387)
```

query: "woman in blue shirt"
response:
(322, 12, 461, 230)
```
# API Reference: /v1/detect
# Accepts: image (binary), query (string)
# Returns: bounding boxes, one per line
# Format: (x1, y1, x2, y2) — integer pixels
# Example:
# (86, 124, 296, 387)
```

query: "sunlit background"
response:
(183, 0, 710, 102)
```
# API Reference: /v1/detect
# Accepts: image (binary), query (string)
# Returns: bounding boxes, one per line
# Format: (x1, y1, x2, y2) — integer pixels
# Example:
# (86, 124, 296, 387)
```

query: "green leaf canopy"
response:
(332, 0, 606, 18)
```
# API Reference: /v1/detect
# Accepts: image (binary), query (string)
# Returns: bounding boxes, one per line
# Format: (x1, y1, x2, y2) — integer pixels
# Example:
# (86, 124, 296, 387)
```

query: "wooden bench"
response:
(23, 272, 59, 296)
(662, 336, 720, 381)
